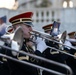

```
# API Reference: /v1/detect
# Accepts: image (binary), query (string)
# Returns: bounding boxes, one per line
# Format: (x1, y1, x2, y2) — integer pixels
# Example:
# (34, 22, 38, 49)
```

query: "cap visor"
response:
(23, 22, 34, 27)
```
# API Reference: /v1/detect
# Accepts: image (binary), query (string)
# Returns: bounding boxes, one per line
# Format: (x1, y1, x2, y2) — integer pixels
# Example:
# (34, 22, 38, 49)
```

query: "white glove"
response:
(35, 37, 48, 53)
(64, 40, 72, 50)
(0, 40, 5, 46)
(11, 40, 20, 56)
(1, 33, 14, 44)
(1, 33, 14, 40)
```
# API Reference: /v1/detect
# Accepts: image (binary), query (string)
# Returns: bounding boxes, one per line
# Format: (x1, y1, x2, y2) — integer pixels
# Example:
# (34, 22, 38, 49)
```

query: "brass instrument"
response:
(0, 27, 73, 75)
(30, 29, 76, 58)
(31, 29, 76, 49)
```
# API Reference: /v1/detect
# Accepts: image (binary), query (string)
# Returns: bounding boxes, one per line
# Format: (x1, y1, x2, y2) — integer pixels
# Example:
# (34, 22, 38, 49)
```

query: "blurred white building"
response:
(0, 0, 76, 33)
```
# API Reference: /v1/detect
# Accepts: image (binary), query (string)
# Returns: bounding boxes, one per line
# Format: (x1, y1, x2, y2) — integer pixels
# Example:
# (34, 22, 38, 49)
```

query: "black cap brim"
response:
(23, 22, 34, 27)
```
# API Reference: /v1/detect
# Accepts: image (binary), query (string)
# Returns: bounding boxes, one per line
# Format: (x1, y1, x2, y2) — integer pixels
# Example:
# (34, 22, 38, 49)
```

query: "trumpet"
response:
(30, 30, 76, 58)
(31, 30, 76, 49)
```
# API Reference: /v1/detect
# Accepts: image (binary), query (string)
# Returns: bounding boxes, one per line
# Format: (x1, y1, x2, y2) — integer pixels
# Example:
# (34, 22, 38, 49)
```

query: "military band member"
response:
(6, 12, 48, 75)
(42, 23, 69, 75)
(0, 16, 10, 75)
(0, 16, 7, 36)
(66, 31, 76, 75)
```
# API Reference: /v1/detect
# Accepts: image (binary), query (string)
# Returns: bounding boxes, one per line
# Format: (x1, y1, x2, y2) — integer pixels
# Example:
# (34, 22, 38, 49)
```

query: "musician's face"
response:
(21, 24, 33, 39)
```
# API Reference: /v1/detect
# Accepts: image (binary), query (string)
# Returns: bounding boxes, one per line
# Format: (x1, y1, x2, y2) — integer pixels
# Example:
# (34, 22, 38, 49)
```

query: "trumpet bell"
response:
(13, 27, 24, 50)
(61, 31, 67, 43)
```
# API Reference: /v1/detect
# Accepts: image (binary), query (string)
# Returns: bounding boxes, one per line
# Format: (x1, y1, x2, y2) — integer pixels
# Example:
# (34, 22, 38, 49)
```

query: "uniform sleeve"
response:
(35, 50, 44, 57)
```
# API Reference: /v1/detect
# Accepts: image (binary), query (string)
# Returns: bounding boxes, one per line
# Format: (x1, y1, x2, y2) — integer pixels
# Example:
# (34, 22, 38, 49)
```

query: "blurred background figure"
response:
(42, 21, 74, 75)
(0, 16, 7, 36)
(66, 31, 76, 75)
(42, 23, 53, 34)
(0, 16, 10, 75)
(42, 22, 68, 75)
